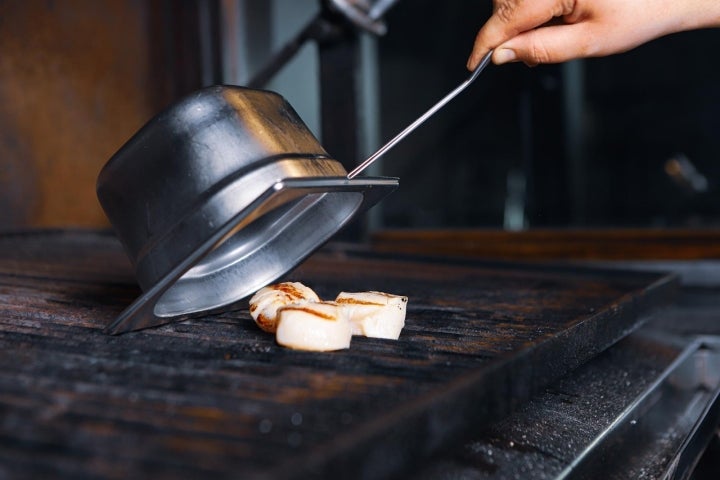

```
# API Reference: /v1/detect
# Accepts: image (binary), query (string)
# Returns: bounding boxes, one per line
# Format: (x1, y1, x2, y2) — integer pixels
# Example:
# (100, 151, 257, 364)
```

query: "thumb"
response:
(494, 23, 594, 65)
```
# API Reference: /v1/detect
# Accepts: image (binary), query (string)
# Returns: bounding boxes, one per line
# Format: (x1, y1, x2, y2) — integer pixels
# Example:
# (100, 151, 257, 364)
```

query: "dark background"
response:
(376, 0, 720, 229)
(1, 0, 718, 231)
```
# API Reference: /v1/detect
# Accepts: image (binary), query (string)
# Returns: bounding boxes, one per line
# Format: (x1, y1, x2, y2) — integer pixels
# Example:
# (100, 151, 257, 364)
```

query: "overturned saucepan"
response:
(97, 86, 398, 334)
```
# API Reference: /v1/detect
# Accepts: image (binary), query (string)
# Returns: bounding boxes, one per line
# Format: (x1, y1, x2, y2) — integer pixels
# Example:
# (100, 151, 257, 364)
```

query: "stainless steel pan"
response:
(97, 86, 397, 334)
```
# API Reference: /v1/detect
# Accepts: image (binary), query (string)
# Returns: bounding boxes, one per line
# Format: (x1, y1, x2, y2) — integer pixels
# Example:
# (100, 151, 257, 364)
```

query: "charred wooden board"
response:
(0, 230, 675, 479)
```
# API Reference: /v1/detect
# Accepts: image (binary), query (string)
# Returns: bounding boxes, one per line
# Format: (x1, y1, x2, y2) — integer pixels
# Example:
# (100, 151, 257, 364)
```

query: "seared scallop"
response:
(335, 291, 408, 339)
(275, 301, 352, 351)
(248, 282, 320, 333)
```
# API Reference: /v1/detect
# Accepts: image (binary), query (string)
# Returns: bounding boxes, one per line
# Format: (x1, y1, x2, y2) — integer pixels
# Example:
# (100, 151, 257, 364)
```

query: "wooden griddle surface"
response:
(0, 230, 675, 479)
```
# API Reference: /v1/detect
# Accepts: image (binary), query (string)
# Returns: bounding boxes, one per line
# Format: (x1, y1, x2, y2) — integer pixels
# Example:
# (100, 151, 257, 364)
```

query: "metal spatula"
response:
(347, 50, 494, 179)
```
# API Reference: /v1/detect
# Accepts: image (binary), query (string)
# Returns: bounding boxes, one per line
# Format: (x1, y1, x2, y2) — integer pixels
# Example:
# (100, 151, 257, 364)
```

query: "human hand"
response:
(467, 0, 720, 69)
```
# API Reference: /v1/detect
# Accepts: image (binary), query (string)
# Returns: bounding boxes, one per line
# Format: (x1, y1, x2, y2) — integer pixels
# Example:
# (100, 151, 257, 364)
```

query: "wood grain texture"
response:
(0, 230, 675, 479)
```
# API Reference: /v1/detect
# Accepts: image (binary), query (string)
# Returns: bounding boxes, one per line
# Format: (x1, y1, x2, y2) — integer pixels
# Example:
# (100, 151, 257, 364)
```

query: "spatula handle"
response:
(347, 50, 494, 179)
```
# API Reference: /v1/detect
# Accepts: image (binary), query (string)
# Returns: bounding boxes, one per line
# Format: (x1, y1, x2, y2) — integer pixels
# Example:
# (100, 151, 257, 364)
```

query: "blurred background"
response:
(1, 0, 719, 233)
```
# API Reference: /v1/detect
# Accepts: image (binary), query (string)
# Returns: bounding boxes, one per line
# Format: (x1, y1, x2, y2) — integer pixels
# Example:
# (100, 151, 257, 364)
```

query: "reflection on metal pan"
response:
(103, 177, 397, 334)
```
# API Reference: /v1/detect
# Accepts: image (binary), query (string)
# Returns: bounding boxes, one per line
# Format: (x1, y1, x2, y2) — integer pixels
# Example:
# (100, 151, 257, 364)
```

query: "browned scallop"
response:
(248, 282, 320, 333)
(275, 301, 352, 351)
(335, 291, 408, 339)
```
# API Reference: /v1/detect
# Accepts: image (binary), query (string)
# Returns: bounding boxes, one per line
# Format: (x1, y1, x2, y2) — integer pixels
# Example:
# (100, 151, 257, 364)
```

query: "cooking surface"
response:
(415, 330, 717, 479)
(0, 230, 675, 479)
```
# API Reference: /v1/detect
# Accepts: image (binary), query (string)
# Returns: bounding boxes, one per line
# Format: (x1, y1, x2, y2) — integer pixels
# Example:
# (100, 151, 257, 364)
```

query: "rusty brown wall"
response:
(0, 0, 192, 228)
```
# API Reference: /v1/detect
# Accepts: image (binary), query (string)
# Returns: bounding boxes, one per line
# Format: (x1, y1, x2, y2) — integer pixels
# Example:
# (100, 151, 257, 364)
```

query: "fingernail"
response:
(495, 48, 517, 64)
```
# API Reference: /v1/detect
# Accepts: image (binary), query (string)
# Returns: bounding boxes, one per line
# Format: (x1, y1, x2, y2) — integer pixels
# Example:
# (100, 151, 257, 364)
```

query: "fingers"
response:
(467, 0, 575, 69)
(494, 23, 596, 65)
(496, 17, 663, 66)
(468, 0, 720, 69)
